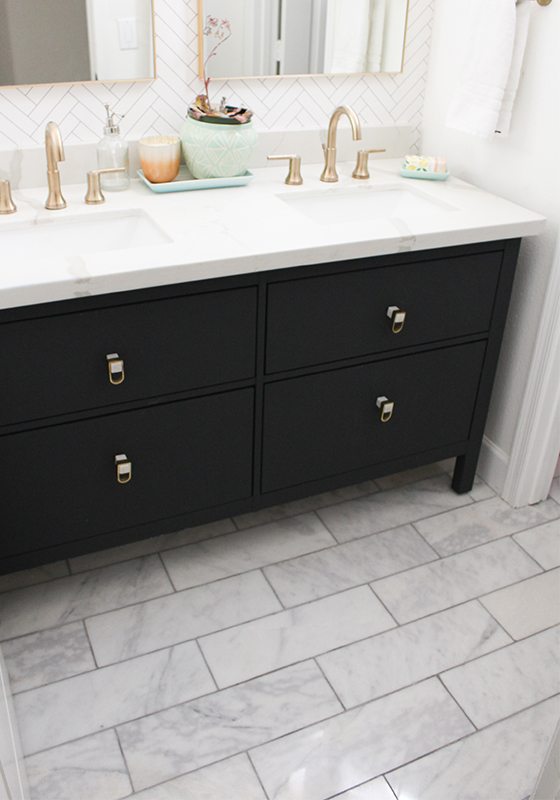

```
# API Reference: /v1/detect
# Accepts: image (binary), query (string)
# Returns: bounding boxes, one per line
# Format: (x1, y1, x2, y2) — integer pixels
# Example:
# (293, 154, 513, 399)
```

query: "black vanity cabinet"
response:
(0, 239, 520, 572)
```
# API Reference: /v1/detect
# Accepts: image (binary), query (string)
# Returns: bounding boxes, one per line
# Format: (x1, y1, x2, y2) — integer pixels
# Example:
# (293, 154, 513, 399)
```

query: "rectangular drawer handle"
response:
(387, 306, 407, 334)
(115, 454, 132, 484)
(106, 353, 125, 385)
(376, 396, 395, 423)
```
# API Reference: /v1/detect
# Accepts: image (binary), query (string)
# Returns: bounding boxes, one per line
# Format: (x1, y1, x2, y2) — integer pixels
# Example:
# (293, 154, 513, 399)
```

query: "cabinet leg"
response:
(452, 453, 478, 494)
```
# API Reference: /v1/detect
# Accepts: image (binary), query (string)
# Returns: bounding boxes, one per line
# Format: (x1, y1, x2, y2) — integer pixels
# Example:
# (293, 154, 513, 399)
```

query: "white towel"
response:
(366, 0, 387, 73)
(325, 0, 371, 73)
(447, 0, 533, 138)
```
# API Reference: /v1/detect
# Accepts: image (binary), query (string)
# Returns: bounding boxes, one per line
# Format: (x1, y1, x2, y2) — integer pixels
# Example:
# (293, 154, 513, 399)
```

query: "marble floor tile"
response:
(250, 678, 473, 800)
(130, 754, 266, 799)
(0, 561, 69, 593)
(318, 601, 511, 708)
(374, 463, 445, 491)
(387, 697, 560, 800)
(467, 477, 496, 502)
(118, 661, 342, 791)
(414, 496, 560, 556)
(549, 477, 560, 504)
(264, 525, 436, 607)
(441, 626, 560, 728)
(233, 482, 378, 530)
(16, 640, 214, 755)
(200, 586, 395, 687)
(25, 730, 132, 800)
(329, 778, 396, 800)
(480, 568, 560, 639)
(514, 519, 560, 569)
(317, 476, 472, 543)
(0, 555, 172, 641)
(69, 518, 235, 573)
(87, 570, 281, 666)
(162, 513, 335, 590)
(372, 538, 541, 623)
(2, 621, 95, 693)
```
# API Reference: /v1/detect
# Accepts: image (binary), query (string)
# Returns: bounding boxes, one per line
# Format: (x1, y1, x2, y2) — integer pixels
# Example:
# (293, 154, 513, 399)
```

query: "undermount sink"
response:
(278, 184, 457, 226)
(1, 209, 171, 260)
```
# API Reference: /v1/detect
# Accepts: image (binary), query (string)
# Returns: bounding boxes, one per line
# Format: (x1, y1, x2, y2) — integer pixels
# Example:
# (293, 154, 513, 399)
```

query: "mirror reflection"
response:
(199, 0, 409, 80)
(0, 0, 156, 88)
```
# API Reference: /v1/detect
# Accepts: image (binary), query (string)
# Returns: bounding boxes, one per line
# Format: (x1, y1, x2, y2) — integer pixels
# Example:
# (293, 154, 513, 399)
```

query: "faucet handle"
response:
(85, 168, 126, 205)
(0, 179, 16, 215)
(352, 149, 386, 180)
(267, 154, 303, 186)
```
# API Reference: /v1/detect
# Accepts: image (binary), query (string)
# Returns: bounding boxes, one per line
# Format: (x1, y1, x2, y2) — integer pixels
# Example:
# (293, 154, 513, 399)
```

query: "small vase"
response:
(180, 116, 258, 180)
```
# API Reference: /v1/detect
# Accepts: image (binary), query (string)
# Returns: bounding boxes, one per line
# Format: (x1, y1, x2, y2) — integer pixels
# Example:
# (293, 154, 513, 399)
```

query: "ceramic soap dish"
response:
(138, 166, 254, 193)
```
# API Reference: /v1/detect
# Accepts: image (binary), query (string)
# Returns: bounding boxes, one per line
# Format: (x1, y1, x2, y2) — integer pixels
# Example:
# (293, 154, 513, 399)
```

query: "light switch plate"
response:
(117, 17, 138, 50)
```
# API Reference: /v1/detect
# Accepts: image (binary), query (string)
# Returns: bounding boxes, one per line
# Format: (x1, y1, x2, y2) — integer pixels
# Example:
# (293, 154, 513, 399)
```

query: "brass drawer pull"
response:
(106, 353, 125, 385)
(376, 396, 395, 423)
(387, 306, 407, 334)
(115, 454, 132, 484)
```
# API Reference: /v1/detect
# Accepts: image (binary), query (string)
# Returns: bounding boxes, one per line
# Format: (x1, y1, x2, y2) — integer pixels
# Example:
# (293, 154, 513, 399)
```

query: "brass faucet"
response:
(45, 121, 66, 210)
(320, 106, 362, 183)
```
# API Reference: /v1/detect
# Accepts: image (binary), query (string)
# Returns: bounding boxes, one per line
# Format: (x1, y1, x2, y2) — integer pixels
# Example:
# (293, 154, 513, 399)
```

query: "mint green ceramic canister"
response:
(180, 116, 257, 179)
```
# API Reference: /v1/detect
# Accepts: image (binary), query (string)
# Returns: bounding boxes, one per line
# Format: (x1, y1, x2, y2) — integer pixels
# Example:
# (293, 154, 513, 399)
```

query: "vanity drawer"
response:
(262, 342, 486, 492)
(266, 253, 501, 373)
(0, 287, 257, 426)
(0, 389, 253, 557)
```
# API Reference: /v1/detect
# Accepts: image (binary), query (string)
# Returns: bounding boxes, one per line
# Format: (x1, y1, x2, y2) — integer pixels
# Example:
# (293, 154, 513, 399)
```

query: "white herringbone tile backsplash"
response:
(0, 0, 433, 151)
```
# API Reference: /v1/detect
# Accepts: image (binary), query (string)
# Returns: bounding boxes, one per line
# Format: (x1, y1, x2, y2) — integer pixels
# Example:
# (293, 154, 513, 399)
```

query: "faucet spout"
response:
(321, 105, 362, 183)
(45, 121, 66, 210)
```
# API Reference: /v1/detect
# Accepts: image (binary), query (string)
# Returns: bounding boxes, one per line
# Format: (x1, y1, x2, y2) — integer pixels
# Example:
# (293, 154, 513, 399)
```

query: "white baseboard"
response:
(477, 435, 509, 495)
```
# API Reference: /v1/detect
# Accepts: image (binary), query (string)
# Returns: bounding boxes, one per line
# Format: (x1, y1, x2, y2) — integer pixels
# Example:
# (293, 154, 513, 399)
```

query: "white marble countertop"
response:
(0, 158, 546, 310)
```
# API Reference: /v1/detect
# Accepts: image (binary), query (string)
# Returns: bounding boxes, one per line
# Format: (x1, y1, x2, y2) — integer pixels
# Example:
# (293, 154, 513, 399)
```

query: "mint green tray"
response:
(138, 167, 254, 193)
(400, 169, 449, 182)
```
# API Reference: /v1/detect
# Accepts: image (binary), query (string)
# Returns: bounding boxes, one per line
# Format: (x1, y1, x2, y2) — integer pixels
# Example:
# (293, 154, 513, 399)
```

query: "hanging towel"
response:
(366, 0, 387, 72)
(447, 0, 533, 138)
(325, 0, 371, 73)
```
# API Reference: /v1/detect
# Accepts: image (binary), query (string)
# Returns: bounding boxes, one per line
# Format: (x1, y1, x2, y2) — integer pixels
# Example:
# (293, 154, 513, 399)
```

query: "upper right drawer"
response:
(266, 252, 502, 373)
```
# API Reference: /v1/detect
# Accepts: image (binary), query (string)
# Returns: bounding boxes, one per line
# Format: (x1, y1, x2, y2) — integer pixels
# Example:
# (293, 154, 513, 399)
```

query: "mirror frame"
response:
(197, 0, 410, 80)
(0, 0, 158, 90)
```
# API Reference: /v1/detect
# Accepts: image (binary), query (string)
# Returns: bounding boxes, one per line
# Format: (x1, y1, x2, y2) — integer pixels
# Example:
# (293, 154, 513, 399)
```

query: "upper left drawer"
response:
(0, 287, 257, 426)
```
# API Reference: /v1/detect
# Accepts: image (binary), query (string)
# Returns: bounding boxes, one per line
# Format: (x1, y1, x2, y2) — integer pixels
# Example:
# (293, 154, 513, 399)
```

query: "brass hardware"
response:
(106, 353, 125, 385)
(267, 154, 303, 186)
(0, 180, 16, 214)
(85, 168, 127, 205)
(320, 106, 362, 183)
(352, 149, 387, 180)
(115, 454, 132, 484)
(376, 396, 395, 423)
(45, 122, 67, 210)
(537, 0, 552, 5)
(387, 306, 407, 334)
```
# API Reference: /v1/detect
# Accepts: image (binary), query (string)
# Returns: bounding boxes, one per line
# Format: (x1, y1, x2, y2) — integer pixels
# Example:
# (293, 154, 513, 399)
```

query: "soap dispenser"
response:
(97, 104, 130, 191)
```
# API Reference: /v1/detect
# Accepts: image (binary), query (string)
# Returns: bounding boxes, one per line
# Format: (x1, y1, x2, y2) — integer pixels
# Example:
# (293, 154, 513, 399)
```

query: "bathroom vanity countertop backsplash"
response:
(0, 159, 545, 310)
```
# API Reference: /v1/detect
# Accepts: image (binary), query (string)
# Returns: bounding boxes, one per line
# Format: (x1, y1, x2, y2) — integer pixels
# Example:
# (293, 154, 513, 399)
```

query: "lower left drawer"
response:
(0, 388, 254, 558)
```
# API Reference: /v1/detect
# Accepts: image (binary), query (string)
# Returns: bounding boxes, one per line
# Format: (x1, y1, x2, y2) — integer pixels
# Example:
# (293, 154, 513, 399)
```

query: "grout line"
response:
(473, 597, 515, 642)
(81, 619, 99, 670)
(247, 751, 272, 800)
(114, 728, 135, 796)
(436, 673, 479, 731)
(195, 639, 219, 692)
(367, 583, 400, 628)
(384, 775, 400, 799)
(157, 551, 178, 592)
(410, 521, 441, 559)
(512, 536, 550, 571)
(313, 657, 346, 711)
(259, 568, 287, 610)
(508, 534, 551, 573)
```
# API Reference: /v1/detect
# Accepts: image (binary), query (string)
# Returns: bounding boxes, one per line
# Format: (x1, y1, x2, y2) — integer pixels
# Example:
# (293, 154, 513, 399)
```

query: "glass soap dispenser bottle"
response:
(97, 104, 130, 191)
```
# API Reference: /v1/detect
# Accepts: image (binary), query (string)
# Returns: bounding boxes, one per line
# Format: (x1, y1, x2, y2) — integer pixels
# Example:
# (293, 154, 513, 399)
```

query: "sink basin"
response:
(278, 185, 456, 226)
(1, 209, 171, 260)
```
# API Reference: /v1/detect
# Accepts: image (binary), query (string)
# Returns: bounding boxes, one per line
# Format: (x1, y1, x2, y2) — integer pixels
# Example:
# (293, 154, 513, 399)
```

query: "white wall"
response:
(86, 0, 155, 81)
(422, 0, 560, 492)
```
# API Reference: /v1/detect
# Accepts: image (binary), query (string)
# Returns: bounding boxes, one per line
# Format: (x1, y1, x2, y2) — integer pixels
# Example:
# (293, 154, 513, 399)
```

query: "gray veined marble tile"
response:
(200, 586, 395, 688)
(161, 512, 335, 590)
(331, 778, 397, 800)
(414, 496, 560, 556)
(233, 481, 378, 530)
(467, 476, 496, 502)
(16, 639, 214, 756)
(69, 518, 235, 573)
(118, 660, 342, 791)
(374, 463, 445, 491)
(441, 626, 560, 728)
(264, 524, 436, 607)
(2, 621, 95, 693)
(0, 560, 69, 593)
(480, 568, 560, 639)
(0, 555, 172, 641)
(514, 518, 560, 570)
(130, 754, 266, 799)
(387, 696, 560, 800)
(372, 537, 541, 623)
(317, 476, 472, 543)
(86, 569, 281, 666)
(250, 678, 473, 800)
(25, 730, 132, 800)
(318, 601, 512, 708)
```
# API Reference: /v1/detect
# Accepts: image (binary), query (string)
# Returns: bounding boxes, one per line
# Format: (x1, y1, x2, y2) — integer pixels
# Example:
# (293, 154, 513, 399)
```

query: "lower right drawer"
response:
(262, 342, 486, 492)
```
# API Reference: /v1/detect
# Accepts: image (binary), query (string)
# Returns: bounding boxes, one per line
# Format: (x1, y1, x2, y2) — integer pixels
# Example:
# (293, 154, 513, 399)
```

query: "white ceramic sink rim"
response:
(1, 209, 172, 260)
(277, 183, 458, 226)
